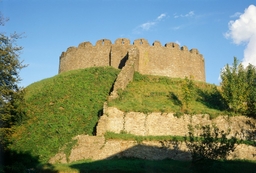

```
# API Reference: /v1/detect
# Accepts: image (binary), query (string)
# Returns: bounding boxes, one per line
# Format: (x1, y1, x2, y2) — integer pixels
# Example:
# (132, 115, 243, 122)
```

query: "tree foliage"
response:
(245, 64, 256, 116)
(220, 57, 256, 116)
(0, 14, 26, 151)
(185, 125, 237, 162)
(181, 76, 195, 111)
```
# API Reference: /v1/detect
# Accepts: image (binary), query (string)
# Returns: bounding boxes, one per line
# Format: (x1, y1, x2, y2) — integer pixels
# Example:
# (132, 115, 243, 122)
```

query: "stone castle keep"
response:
(59, 38, 206, 82)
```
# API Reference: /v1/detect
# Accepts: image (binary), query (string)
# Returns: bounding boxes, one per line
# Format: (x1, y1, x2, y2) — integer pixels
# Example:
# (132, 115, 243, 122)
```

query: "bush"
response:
(185, 125, 237, 162)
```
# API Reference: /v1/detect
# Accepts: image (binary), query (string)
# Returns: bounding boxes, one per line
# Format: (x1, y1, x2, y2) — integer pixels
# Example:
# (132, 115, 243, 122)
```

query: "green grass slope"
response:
(108, 72, 226, 117)
(9, 67, 119, 163)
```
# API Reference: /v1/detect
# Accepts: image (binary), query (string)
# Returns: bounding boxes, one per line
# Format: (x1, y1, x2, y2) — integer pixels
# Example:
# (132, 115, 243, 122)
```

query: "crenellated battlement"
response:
(114, 38, 130, 45)
(59, 38, 205, 81)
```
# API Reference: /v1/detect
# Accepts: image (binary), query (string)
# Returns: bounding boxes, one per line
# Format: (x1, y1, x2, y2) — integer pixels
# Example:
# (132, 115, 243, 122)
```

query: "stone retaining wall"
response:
(49, 105, 256, 164)
(49, 135, 256, 164)
(97, 106, 256, 141)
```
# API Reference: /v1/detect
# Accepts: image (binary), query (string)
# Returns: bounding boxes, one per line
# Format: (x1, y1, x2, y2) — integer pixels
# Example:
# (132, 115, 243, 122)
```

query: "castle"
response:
(59, 38, 206, 82)
(51, 39, 256, 163)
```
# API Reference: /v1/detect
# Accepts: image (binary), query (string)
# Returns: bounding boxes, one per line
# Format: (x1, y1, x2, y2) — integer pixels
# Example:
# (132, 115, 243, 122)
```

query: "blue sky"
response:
(1, 0, 256, 87)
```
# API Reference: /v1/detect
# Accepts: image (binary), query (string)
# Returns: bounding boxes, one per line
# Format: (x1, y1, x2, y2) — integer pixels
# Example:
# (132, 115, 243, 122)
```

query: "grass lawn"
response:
(42, 158, 256, 173)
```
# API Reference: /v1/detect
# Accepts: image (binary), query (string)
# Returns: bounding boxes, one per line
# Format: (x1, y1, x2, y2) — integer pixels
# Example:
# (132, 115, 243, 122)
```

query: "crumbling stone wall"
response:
(49, 135, 256, 164)
(110, 38, 133, 69)
(97, 105, 256, 141)
(109, 46, 139, 100)
(59, 38, 205, 82)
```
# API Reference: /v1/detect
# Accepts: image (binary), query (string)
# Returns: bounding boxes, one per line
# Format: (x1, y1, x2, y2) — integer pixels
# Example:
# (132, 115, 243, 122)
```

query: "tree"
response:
(181, 76, 195, 111)
(220, 57, 248, 113)
(245, 64, 256, 116)
(185, 125, 238, 173)
(220, 57, 256, 116)
(185, 125, 237, 162)
(0, 12, 9, 26)
(0, 13, 26, 151)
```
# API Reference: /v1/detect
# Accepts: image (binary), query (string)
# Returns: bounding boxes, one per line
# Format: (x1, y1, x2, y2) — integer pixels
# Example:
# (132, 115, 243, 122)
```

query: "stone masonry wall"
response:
(97, 105, 256, 141)
(133, 39, 205, 81)
(49, 135, 256, 164)
(110, 38, 133, 69)
(59, 38, 205, 82)
(59, 39, 111, 73)
(49, 105, 256, 164)
(109, 46, 139, 100)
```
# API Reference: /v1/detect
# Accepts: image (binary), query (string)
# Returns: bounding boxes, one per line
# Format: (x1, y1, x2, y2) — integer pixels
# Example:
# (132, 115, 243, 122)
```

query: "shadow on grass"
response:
(196, 87, 227, 111)
(0, 149, 56, 173)
(68, 158, 256, 173)
(168, 92, 182, 107)
(69, 158, 191, 173)
(67, 143, 255, 173)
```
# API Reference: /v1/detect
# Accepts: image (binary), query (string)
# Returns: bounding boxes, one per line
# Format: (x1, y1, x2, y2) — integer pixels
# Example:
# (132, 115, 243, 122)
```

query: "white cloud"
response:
(171, 26, 181, 30)
(173, 13, 179, 18)
(225, 5, 256, 66)
(175, 40, 181, 46)
(174, 11, 195, 18)
(139, 22, 156, 30)
(243, 34, 256, 66)
(185, 11, 195, 17)
(133, 13, 166, 34)
(157, 13, 166, 21)
(230, 12, 242, 18)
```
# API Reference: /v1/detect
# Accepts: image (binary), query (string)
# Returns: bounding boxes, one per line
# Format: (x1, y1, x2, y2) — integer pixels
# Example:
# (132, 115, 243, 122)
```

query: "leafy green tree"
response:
(220, 57, 256, 116)
(0, 13, 26, 151)
(181, 76, 195, 111)
(185, 125, 237, 162)
(245, 64, 256, 116)
(220, 57, 247, 113)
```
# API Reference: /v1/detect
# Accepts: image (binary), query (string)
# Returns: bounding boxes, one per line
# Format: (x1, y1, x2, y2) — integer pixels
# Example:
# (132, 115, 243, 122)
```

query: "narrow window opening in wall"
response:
(102, 39, 104, 45)
(140, 39, 143, 45)
(172, 43, 175, 48)
(122, 39, 124, 45)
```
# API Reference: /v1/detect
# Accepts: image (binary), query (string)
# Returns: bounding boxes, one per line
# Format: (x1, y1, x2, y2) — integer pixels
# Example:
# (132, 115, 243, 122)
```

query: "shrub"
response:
(185, 125, 237, 162)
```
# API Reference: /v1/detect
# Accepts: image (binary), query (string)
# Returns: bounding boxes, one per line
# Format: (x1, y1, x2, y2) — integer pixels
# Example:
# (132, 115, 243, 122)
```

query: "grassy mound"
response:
(109, 72, 226, 117)
(9, 68, 228, 165)
(9, 67, 119, 163)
